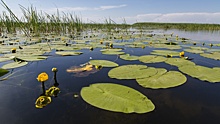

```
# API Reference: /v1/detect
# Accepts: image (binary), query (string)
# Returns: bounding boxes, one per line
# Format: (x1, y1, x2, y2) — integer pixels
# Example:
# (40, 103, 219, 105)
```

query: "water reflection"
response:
(35, 68, 60, 108)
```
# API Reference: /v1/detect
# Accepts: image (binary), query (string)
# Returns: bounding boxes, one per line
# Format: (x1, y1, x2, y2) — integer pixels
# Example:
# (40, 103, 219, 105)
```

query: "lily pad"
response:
(165, 58, 195, 67)
(81, 83, 155, 113)
(55, 51, 83, 56)
(137, 68, 187, 89)
(108, 65, 157, 79)
(0, 57, 11, 62)
(179, 65, 220, 83)
(1, 62, 28, 69)
(139, 55, 167, 63)
(200, 52, 220, 60)
(150, 50, 180, 56)
(120, 54, 139, 61)
(102, 51, 125, 55)
(16, 56, 47, 61)
(89, 60, 118, 67)
(184, 49, 204, 54)
(0, 68, 9, 77)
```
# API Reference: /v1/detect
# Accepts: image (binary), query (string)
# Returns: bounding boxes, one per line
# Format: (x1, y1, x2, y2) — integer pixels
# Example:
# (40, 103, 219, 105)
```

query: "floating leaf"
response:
(139, 55, 167, 63)
(179, 65, 220, 83)
(102, 51, 125, 55)
(120, 54, 139, 61)
(1, 62, 28, 69)
(89, 60, 118, 67)
(184, 49, 204, 54)
(137, 68, 187, 89)
(165, 58, 195, 67)
(108, 65, 157, 79)
(200, 52, 220, 60)
(55, 51, 83, 56)
(0, 68, 9, 77)
(0, 57, 11, 62)
(151, 50, 180, 56)
(81, 83, 155, 113)
(100, 48, 122, 52)
(16, 56, 47, 61)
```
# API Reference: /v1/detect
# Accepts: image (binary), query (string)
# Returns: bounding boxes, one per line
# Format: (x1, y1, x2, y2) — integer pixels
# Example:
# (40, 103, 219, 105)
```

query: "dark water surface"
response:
(0, 30, 220, 124)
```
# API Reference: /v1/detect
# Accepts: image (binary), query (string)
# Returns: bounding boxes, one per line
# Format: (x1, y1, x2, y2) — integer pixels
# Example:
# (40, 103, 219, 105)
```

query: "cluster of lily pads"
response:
(0, 31, 220, 113)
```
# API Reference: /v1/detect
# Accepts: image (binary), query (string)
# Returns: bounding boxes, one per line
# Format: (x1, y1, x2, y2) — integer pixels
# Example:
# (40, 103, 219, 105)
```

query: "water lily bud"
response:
(37, 72, 49, 82)
(52, 68, 58, 72)
(11, 48, 16, 53)
(179, 51, 184, 57)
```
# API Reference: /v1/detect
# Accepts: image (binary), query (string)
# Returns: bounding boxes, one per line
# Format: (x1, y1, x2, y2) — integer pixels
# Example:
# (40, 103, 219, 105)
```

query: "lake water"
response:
(0, 30, 220, 124)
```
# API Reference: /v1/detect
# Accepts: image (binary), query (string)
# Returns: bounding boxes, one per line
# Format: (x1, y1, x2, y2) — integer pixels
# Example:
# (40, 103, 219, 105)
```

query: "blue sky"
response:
(1, 0, 220, 24)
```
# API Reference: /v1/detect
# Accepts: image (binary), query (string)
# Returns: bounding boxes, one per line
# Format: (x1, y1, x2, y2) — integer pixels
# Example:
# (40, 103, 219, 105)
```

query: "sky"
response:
(1, 0, 220, 24)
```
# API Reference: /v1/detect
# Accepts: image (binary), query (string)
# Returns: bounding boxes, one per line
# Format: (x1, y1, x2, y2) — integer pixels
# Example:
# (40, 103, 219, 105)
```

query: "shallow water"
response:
(0, 30, 220, 124)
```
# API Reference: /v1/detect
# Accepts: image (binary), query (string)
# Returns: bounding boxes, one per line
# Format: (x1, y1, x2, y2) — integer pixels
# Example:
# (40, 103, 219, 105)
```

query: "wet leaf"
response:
(55, 51, 83, 56)
(120, 54, 139, 61)
(184, 49, 204, 54)
(179, 65, 220, 83)
(200, 52, 220, 60)
(108, 65, 157, 79)
(139, 55, 167, 63)
(137, 68, 187, 89)
(151, 50, 180, 56)
(165, 58, 195, 67)
(1, 62, 28, 69)
(102, 51, 125, 55)
(89, 60, 118, 67)
(0, 68, 9, 77)
(81, 83, 155, 113)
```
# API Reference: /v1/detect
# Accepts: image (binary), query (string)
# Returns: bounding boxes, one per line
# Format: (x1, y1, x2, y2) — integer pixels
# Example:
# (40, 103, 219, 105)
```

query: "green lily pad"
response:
(102, 51, 125, 55)
(184, 49, 204, 54)
(55, 51, 83, 56)
(16, 56, 47, 61)
(108, 65, 157, 79)
(0, 57, 11, 62)
(139, 55, 167, 63)
(179, 65, 220, 83)
(120, 54, 139, 61)
(165, 58, 195, 67)
(89, 60, 118, 67)
(150, 50, 180, 56)
(137, 68, 187, 89)
(81, 83, 155, 113)
(151, 44, 181, 50)
(1, 62, 28, 69)
(0, 68, 9, 77)
(100, 49, 122, 52)
(200, 52, 220, 60)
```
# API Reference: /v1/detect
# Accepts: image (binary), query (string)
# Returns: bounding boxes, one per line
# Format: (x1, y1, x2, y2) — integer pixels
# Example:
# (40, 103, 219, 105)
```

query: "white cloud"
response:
(95, 4, 127, 10)
(123, 12, 220, 24)
(42, 4, 127, 13)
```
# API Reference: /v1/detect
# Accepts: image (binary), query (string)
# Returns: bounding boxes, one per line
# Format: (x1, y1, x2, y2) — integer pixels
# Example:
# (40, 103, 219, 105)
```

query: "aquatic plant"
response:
(81, 83, 155, 113)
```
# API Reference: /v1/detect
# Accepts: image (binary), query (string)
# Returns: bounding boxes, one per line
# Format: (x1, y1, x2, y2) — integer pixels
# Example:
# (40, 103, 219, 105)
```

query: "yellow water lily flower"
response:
(179, 51, 184, 57)
(37, 72, 49, 82)
(82, 64, 93, 71)
(35, 96, 52, 108)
